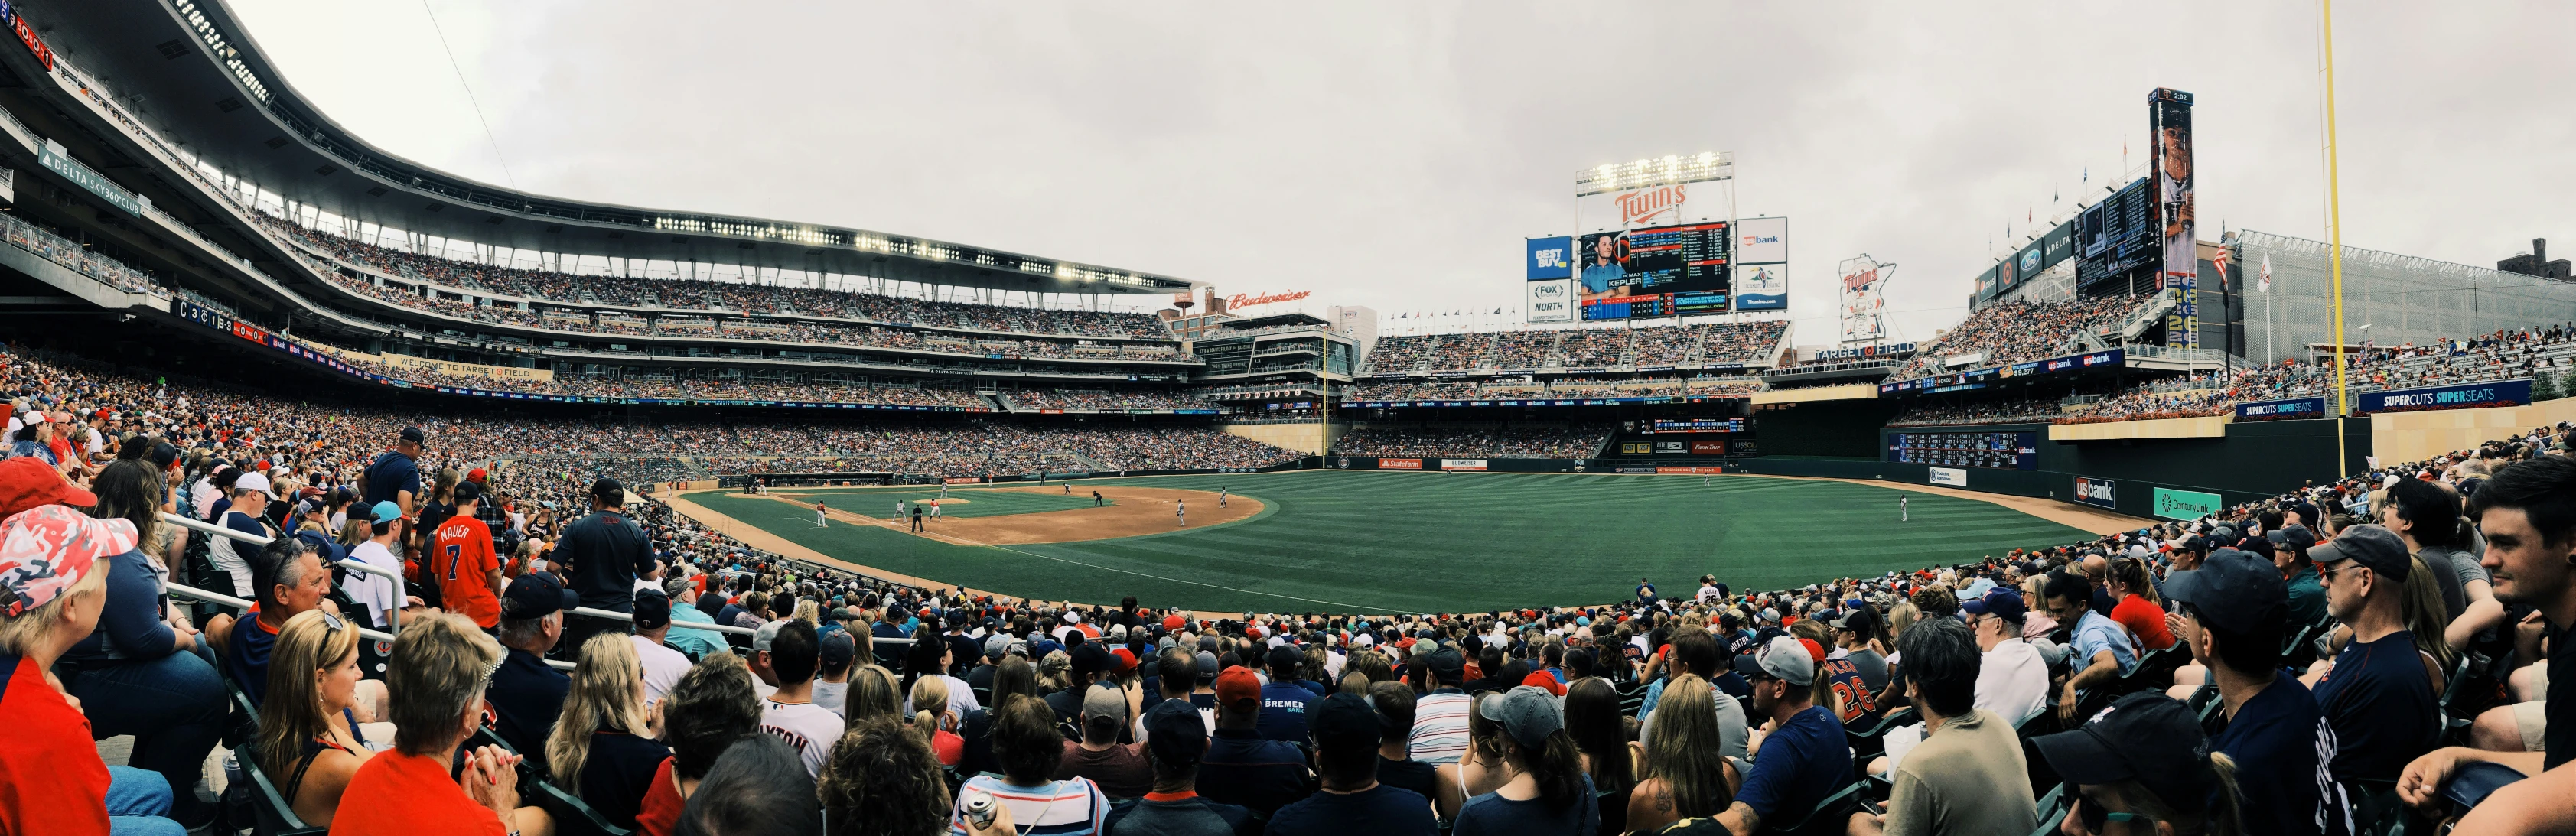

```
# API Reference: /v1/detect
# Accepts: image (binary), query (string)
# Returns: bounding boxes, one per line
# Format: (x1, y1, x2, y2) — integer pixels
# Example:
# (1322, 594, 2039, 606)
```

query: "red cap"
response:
(1111, 647, 1138, 673)
(1213, 665, 1262, 705)
(1519, 672, 1567, 696)
(0, 457, 95, 520)
(468, 467, 488, 483)
(1797, 638, 1829, 662)
(1162, 613, 1185, 631)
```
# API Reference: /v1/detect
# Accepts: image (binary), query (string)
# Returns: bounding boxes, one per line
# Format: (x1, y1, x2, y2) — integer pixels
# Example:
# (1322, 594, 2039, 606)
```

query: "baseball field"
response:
(670, 470, 2144, 615)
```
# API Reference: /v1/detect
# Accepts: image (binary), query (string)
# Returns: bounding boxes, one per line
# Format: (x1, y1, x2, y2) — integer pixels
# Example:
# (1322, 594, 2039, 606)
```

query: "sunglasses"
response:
(2075, 796, 2158, 833)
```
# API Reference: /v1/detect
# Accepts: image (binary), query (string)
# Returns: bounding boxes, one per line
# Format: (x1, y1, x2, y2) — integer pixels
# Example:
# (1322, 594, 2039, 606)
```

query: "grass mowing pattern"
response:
(685, 470, 2094, 615)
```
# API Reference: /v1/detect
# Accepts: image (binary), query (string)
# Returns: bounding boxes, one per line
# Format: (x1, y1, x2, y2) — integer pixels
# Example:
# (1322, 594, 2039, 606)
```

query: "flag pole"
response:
(2324, 0, 2350, 478)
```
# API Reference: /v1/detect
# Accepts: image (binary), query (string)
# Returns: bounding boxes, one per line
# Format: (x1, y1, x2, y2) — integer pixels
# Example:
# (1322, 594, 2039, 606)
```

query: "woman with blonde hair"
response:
(545, 632, 669, 830)
(1037, 649, 1073, 693)
(253, 609, 373, 828)
(792, 598, 822, 627)
(909, 675, 966, 766)
(845, 664, 904, 722)
(1624, 674, 1737, 832)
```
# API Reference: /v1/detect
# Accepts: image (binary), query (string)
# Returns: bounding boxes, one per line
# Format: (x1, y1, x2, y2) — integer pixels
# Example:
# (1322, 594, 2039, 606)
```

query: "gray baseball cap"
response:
(1731, 635, 1819, 687)
(1477, 685, 1564, 750)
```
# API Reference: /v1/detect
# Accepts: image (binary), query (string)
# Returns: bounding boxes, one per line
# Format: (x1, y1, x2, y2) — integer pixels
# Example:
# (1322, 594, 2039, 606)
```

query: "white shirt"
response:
(898, 673, 982, 719)
(634, 634, 692, 709)
(1977, 638, 2051, 725)
(760, 698, 845, 777)
(345, 540, 405, 627)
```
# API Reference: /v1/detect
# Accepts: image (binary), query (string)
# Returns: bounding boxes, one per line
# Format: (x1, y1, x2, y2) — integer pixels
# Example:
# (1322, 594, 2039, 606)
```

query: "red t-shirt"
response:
(2110, 594, 2177, 651)
(324, 749, 505, 836)
(0, 655, 112, 836)
(634, 757, 682, 836)
(432, 515, 501, 628)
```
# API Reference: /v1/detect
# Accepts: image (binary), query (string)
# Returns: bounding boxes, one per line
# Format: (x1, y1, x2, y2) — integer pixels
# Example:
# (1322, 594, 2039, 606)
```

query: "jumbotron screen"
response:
(1581, 220, 1731, 320)
(1886, 431, 2038, 470)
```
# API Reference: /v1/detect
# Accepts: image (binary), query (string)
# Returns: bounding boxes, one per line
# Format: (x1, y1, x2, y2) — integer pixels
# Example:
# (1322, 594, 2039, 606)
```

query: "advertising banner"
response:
(1378, 458, 1424, 470)
(1576, 181, 1728, 234)
(1839, 256, 1890, 343)
(1526, 236, 1573, 281)
(2073, 477, 2118, 509)
(1526, 278, 1574, 324)
(943, 477, 983, 485)
(2236, 396, 2327, 421)
(1690, 440, 1727, 455)
(1733, 262, 1787, 311)
(39, 140, 144, 217)
(1653, 441, 1687, 455)
(1928, 467, 1969, 486)
(2151, 486, 2222, 520)
(2011, 240, 2044, 288)
(2151, 88, 2198, 348)
(2042, 222, 2076, 269)
(2356, 379, 2532, 414)
(1439, 459, 1489, 471)
(1735, 216, 1787, 265)
(1656, 466, 1728, 474)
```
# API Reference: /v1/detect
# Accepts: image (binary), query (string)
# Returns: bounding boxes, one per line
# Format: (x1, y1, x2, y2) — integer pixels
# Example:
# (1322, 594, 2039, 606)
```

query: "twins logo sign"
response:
(2073, 477, 2117, 509)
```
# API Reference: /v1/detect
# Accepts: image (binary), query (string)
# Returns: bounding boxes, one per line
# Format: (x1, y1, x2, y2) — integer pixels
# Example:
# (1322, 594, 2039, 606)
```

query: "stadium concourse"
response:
(2, 337, 2571, 836)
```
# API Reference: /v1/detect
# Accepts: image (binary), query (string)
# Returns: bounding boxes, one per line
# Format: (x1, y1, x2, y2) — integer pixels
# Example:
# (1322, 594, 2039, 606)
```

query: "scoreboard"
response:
(1584, 220, 1731, 320)
(1652, 418, 1744, 434)
(1887, 431, 2037, 470)
(2077, 177, 2154, 289)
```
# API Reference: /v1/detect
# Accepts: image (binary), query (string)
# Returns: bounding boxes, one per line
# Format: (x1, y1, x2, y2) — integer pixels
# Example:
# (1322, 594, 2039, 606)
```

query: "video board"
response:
(2076, 177, 2154, 288)
(1886, 431, 2037, 470)
(1651, 418, 1744, 434)
(1581, 221, 1731, 320)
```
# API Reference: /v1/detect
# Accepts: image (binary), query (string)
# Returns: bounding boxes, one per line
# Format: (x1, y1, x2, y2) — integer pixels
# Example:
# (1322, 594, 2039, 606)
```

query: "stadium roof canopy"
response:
(41, 0, 1197, 296)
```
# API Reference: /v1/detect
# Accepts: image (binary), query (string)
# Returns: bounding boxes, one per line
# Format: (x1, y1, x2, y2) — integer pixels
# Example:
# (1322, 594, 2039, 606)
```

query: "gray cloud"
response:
(225, 0, 2574, 343)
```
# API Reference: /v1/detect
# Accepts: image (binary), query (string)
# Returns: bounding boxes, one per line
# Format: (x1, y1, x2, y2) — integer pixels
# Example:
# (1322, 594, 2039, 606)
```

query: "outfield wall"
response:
(1829, 415, 2374, 520)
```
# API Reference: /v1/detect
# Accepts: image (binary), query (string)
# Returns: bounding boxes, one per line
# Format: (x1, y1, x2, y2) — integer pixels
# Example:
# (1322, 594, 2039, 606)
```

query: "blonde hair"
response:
(847, 664, 904, 722)
(548, 633, 652, 787)
(2402, 557, 2457, 672)
(253, 609, 363, 782)
(0, 558, 109, 655)
(793, 599, 822, 627)
(386, 610, 505, 756)
(909, 675, 950, 742)
(1641, 675, 1732, 819)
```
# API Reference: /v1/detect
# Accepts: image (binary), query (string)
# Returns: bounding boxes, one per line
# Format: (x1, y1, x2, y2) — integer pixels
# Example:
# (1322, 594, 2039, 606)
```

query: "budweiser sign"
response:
(1227, 290, 1311, 309)
(1615, 184, 1687, 226)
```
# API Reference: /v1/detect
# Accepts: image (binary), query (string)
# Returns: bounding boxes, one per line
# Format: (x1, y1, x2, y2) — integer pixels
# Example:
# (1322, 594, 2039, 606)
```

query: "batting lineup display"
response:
(1885, 431, 2038, 470)
(1650, 418, 1744, 434)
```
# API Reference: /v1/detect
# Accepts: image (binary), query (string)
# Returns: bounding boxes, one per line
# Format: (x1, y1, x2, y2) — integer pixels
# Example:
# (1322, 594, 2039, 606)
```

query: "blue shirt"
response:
(1734, 705, 1853, 823)
(1265, 784, 1434, 836)
(1454, 773, 1598, 836)
(360, 450, 420, 509)
(665, 604, 728, 658)
(2068, 610, 2138, 678)
(1255, 681, 1318, 743)
(2210, 671, 2335, 836)
(2311, 631, 2438, 782)
(1200, 727, 1311, 818)
(490, 647, 571, 760)
(223, 605, 280, 704)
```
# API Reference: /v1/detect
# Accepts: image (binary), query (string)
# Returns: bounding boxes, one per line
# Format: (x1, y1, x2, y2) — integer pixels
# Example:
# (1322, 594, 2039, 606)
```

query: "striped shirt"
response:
(950, 775, 1108, 836)
(1408, 689, 1472, 765)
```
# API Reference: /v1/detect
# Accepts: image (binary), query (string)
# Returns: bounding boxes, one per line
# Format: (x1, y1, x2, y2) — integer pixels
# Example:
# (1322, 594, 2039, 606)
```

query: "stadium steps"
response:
(2112, 293, 2177, 341)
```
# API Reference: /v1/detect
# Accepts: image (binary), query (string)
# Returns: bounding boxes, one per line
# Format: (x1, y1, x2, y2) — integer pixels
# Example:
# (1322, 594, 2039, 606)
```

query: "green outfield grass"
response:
(770, 486, 1106, 519)
(683, 470, 2097, 615)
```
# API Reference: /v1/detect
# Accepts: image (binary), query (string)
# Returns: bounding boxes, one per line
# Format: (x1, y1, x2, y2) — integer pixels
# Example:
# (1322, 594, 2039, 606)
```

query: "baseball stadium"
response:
(0, 3, 2568, 836)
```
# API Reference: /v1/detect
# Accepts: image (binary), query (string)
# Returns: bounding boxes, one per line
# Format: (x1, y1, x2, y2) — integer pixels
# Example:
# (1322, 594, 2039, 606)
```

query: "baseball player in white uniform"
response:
(1900, 496, 1909, 522)
(1218, 487, 1228, 508)
(895, 499, 906, 520)
(1176, 499, 1186, 527)
(815, 500, 828, 528)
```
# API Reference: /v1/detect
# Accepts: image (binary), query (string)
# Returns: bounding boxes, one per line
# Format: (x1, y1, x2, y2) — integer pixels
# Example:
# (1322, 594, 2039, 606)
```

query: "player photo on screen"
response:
(1578, 231, 1629, 303)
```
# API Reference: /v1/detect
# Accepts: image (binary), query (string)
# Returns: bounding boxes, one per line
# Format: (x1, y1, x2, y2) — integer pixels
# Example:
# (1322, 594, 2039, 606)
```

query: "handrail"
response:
(164, 512, 404, 637)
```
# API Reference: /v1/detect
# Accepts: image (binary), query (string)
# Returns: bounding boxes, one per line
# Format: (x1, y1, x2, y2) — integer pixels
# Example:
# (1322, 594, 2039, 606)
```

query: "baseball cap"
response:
(367, 501, 403, 525)
(1162, 613, 1187, 632)
(1213, 665, 1262, 706)
(1309, 692, 1382, 751)
(633, 590, 672, 630)
(1829, 607, 1878, 635)
(467, 467, 488, 483)
(2266, 524, 2318, 552)
(0, 457, 96, 519)
(1731, 635, 1819, 687)
(1477, 685, 1565, 750)
(0, 505, 133, 617)
(452, 480, 482, 506)
(984, 633, 1012, 660)
(232, 470, 274, 499)
(1194, 651, 1221, 685)
(1265, 646, 1301, 673)
(1083, 681, 1129, 721)
(1519, 671, 1567, 697)
(2161, 549, 2288, 636)
(1424, 648, 1465, 683)
(501, 573, 580, 621)
(1144, 698, 1210, 766)
(2031, 693, 2219, 817)
(397, 426, 426, 444)
(753, 620, 786, 652)
(1960, 589, 2027, 623)
(2307, 523, 2410, 582)
(818, 632, 856, 669)
(1070, 643, 1112, 681)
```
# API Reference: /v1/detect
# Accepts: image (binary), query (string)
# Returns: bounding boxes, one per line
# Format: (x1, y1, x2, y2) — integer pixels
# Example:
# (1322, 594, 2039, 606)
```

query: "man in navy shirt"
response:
(359, 425, 423, 516)
(488, 573, 578, 760)
(1718, 636, 1849, 834)
(1197, 665, 1311, 818)
(2306, 524, 2438, 783)
(1264, 693, 1434, 836)
(1255, 645, 1318, 743)
(2166, 548, 2345, 836)
(2399, 457, 2576, 826)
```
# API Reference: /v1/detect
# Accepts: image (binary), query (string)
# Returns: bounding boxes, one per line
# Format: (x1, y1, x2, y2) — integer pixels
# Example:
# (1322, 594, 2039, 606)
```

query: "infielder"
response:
(1176, 499, 1185, 527)
(929, 500, 943, 522)
(940, 483, 949, 499)
(895, 499, 906, 520)
(815, 500, 828, 529)
(1900, 496, 1909, 522)
(1218, 487, 1228, 508)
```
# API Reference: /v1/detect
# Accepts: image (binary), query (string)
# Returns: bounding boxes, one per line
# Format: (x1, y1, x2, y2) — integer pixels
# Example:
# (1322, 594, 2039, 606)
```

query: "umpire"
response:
(553, 477, 656, 657)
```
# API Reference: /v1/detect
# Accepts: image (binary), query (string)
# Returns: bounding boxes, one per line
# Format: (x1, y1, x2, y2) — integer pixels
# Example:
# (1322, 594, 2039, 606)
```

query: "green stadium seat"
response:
(1757, 779, 1870, 836)
(227, 740, 326, 836)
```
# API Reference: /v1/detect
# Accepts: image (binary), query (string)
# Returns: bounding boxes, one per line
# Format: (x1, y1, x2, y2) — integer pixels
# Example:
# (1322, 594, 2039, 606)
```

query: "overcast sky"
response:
(223, 0, 2573, 346)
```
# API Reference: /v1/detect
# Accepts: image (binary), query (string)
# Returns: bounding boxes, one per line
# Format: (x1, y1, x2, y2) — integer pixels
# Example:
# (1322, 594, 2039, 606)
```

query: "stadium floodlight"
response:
(1574, 151, 1734, 196)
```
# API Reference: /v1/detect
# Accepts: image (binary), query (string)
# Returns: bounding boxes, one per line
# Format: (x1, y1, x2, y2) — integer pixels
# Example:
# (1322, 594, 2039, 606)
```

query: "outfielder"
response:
(815, 500, 828, 528)
(1900, 496, 1909, 522)
(1218, 487, 1228, 508)
(1176, 499, 1185, 527)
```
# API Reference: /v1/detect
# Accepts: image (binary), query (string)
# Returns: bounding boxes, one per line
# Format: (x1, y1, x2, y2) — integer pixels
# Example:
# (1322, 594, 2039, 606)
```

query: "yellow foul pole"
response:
(2324, 0, 2349, 477)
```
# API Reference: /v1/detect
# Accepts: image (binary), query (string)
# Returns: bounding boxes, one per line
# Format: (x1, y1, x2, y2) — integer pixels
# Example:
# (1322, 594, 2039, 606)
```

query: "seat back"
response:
(528, 776, 637, 836)
(229, 740, 327, 836)
(1757, 780, 1871, 836)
